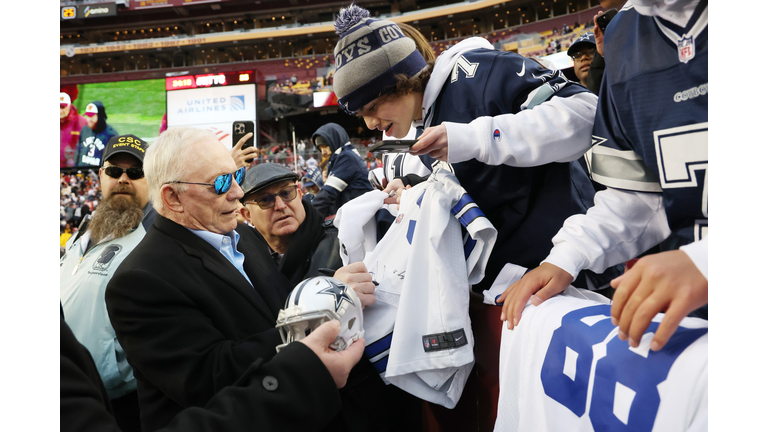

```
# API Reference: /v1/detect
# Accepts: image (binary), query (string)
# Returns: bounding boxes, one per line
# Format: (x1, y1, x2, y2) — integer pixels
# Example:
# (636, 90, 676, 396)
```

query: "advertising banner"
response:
(166, 83, 256, 148)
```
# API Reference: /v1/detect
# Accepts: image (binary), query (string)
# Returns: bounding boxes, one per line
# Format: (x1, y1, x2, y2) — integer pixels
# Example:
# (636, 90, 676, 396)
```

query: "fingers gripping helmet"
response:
(275, 276, 364, 353)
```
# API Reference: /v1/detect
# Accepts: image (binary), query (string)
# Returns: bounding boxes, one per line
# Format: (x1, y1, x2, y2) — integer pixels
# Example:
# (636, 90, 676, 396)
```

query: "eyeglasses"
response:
(570, 47, 596, 60)
(166, 166, 245, 195)
(244, 185, 298, 209)
(102, 165, 144, 180)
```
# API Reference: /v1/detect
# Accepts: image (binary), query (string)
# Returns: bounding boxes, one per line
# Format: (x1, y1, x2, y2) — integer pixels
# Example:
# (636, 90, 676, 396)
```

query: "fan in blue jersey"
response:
(330, 3, 620, 294)
(500, 0, 708, 352)
(310, 123, 373, 217)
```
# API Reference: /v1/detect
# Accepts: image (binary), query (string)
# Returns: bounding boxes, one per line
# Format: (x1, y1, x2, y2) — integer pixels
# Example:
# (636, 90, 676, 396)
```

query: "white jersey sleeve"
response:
(444, 92, 598, 167)
(333, 190, 389, 265)
(544, 187, 672, 278)
(495, 287, 708, 432)
(358, 168, 497, 409)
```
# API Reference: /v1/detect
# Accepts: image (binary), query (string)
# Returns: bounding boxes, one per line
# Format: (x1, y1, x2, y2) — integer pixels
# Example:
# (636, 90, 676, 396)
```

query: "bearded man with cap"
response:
(60, 92, 87, 168)
(60, 134, 154, 432)
(77, 100, 119, 167)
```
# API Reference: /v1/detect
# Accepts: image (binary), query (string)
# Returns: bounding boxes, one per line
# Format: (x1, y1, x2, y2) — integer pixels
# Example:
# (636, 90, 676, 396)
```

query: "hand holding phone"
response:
(232, 121, 256, 164)
(368, 139, 419, 153)
(596, 8, 618, 34)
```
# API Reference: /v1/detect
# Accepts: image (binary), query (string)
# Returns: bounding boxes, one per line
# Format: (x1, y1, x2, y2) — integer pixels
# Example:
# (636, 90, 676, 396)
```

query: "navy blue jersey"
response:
(427, 48, 606, 292)
(314, 145, 373, 217)
(590, 2, 708, 249)
(311, 123, 373, 217)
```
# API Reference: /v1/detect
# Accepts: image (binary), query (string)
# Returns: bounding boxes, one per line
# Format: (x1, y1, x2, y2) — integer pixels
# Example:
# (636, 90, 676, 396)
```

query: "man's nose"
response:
(273, 194, 288, 210)
(228, 179, 245, 200)
(118, 172, 131, 183)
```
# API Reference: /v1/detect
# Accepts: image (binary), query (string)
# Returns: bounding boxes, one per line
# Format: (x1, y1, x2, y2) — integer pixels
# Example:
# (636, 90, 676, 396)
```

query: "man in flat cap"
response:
(239, 162, 375, 298)
(60, 133, 154, 432)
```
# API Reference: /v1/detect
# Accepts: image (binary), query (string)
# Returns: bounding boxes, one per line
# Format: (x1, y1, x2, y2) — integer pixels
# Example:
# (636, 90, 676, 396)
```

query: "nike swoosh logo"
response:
(516, 62, 525, 76)
(455, 336, 463, 341)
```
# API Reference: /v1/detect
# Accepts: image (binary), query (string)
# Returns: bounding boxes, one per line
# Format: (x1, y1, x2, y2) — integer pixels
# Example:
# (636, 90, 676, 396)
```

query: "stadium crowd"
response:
(60, 1, 708, 431)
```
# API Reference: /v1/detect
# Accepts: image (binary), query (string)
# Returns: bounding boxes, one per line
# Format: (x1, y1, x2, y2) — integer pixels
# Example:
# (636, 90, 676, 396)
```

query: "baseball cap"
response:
(60, 92, 71, 107)
(84, 103, 99, 117)
(567, 32, 596, 57)
(240, 163, 299, 201)
(303, 179, 316, 188)
(102, 134, 149, 164)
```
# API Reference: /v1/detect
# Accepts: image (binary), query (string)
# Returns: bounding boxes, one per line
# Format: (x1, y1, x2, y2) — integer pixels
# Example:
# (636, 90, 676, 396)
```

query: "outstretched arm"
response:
(497, 187, 671, 328)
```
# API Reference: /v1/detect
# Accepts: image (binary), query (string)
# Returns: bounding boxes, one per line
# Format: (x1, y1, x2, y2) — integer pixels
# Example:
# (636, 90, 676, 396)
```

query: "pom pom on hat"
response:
(334, 3, 370, 36)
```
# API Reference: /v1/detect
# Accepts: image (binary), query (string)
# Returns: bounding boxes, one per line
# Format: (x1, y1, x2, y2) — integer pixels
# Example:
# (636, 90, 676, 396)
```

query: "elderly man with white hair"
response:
(104, 127, 404, 432)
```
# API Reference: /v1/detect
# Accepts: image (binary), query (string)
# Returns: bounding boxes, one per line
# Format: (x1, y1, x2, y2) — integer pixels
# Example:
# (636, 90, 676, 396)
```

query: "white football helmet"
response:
(275, 276, 364, 353)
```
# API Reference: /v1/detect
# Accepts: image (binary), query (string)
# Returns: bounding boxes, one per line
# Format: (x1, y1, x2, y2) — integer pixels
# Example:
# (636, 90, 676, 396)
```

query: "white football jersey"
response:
(495, 287, 708, 431)
(335, 168, 497, 408)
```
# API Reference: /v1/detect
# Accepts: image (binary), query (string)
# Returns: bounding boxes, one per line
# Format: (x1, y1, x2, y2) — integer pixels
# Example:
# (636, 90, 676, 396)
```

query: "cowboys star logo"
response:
(318, 279, 355, 310)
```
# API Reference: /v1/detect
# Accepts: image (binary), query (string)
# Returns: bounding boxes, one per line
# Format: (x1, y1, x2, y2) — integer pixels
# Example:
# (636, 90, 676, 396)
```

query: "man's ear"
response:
(160, 184, 184, 214)
(239, 204, 251, 223)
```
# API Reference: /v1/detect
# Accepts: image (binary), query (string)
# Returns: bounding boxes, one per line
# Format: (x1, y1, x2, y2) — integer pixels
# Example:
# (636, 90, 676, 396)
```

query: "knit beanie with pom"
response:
(332, 3, 428, 115)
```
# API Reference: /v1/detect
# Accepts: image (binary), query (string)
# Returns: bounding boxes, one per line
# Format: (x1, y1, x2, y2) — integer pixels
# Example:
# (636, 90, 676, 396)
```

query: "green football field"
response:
(73, 79, 166, 144)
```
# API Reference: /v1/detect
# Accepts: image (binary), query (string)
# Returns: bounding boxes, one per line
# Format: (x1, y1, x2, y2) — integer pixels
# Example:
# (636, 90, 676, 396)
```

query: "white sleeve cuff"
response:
(680, 236, 708, 280)
(542, 242, 587, 282)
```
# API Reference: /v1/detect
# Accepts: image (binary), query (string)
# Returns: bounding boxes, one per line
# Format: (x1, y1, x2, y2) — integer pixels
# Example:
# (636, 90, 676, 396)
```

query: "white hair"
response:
(144, 127, 217, 212)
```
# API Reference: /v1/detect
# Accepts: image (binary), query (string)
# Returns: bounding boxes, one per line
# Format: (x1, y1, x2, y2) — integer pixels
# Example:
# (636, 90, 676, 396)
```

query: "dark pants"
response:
(111, 390, 142, 432)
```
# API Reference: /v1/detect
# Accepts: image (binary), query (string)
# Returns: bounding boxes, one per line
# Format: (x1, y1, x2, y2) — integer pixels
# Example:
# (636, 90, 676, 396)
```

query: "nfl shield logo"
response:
(677, 35, 695, 64)
(493, 129, 501, 142)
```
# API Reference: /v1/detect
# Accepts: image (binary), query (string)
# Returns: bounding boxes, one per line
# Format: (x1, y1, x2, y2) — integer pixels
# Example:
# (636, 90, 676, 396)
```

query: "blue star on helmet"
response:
(318, 279, 355, 311)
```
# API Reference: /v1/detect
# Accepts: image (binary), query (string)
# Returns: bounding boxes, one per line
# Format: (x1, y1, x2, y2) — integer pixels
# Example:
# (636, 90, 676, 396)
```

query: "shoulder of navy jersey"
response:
(438, 48, 587, 122)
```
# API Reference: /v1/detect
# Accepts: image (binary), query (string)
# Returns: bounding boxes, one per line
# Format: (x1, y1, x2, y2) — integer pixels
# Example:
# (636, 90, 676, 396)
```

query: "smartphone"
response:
(368, 170, 384, 190)
(232, 121, 255, 163)
(596, 8, 618, 33)
(368, 139, 419, 153)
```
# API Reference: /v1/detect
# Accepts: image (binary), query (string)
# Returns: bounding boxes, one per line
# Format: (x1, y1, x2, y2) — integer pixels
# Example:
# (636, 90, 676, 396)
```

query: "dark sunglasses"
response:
(244, 185, 298, 209)
(166, 166, 245, 195)
(570, 47, 596, 60)
(103, 165, 144, 180)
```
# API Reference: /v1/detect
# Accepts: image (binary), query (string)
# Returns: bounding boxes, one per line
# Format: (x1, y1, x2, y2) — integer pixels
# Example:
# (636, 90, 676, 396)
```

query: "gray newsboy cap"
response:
(240, 163, 299, 201)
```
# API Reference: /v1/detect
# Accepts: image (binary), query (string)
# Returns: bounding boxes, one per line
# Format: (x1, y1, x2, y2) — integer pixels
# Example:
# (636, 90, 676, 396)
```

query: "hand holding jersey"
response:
(381, 178, 409, 207)
(611, 249, 707, 351)
(498, 263, 574, 328)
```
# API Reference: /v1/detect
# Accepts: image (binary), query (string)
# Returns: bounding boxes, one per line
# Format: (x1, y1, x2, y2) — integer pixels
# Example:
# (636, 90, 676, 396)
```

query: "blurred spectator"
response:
(76, 101, 119, 168)
(61, 92, 88, 168)
(310, 123, 373, 217)
(568, 32, 597, 88)
(60, 224, 73, 248)
(73, 200, 91, 228)
(587, 3, 627, 95)
(159, 113, 168, 135)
